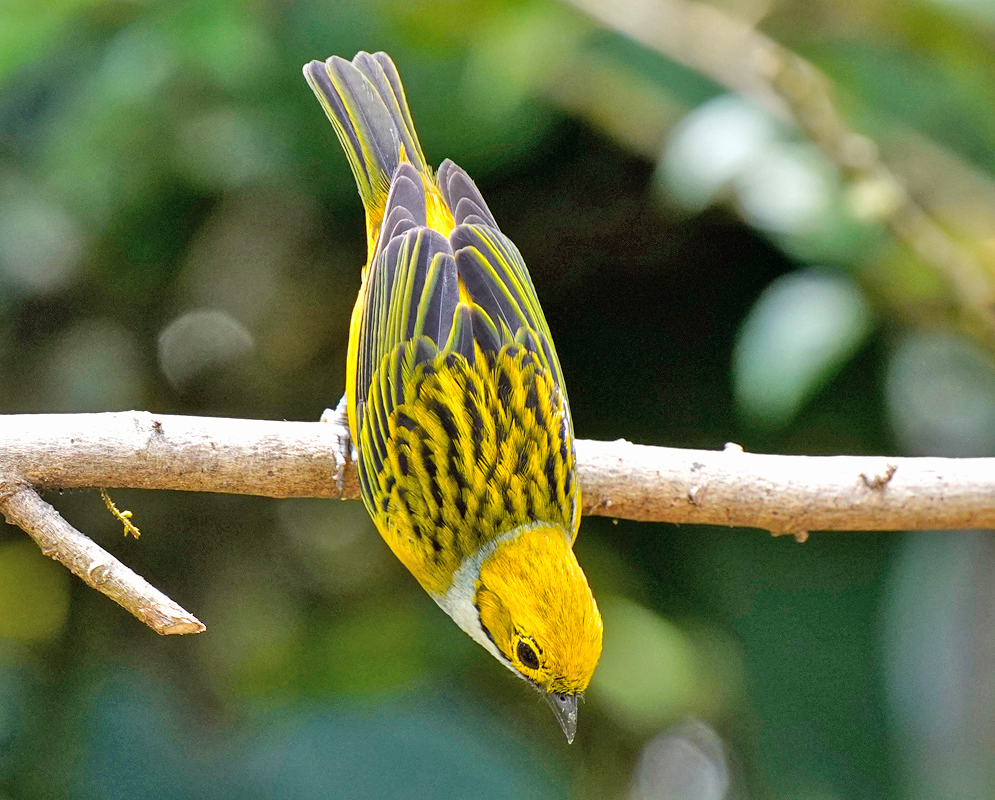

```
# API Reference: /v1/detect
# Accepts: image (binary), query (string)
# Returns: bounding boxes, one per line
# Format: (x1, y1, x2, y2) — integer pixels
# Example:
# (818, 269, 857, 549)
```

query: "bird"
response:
(303, 51, 602, 742)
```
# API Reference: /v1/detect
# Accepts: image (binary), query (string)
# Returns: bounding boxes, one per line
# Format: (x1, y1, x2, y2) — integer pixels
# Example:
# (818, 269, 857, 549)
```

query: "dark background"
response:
(3, 0, 995, 797)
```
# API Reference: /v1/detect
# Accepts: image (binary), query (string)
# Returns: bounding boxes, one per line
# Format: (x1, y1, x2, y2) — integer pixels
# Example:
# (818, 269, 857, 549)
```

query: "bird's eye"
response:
(517, 639, 540, 670)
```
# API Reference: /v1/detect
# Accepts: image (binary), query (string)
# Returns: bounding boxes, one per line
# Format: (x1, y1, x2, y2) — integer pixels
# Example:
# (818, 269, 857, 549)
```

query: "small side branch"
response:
(0, 479, 204, 635)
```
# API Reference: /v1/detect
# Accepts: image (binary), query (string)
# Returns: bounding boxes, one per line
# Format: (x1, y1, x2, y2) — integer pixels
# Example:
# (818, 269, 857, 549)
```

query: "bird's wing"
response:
(355, 158, 571, 442)
(353, 162, 458, 482)
(440, 160, 568, 404)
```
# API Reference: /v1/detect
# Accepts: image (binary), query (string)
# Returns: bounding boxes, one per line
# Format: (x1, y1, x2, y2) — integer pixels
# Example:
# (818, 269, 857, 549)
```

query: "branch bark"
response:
(3, 411, 993, 633)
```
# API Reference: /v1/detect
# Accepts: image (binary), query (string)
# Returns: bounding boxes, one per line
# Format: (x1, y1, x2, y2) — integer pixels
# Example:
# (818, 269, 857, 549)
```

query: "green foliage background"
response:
(3, 0, 995, 798)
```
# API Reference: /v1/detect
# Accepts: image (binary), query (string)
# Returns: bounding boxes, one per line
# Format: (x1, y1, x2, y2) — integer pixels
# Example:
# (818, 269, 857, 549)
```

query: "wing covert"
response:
(438, 159, 498, 228)
(449, 222, 566, 397)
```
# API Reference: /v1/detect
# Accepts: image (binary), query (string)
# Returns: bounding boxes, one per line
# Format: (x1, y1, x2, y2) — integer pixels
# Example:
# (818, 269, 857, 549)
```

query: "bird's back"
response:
(361, 332, 579, 595)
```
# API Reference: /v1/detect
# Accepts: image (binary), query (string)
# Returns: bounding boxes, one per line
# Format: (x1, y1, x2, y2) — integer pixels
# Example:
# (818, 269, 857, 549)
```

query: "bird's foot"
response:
(320, 394, 354, 495)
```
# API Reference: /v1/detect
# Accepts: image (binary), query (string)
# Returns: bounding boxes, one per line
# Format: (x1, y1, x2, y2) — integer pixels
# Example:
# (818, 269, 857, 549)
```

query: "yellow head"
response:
(474, 525, 602, 741)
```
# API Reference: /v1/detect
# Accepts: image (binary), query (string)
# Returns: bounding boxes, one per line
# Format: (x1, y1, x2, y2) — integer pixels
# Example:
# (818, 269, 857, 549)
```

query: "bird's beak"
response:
(544, 692, 578, 743)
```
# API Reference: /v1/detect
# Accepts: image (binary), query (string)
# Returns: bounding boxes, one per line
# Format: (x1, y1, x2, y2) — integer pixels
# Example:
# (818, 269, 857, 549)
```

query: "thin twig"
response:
(100, 488, 142, 538)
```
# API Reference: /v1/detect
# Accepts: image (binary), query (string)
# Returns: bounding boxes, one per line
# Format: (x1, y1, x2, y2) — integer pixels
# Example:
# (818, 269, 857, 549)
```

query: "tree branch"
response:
(574, 440, 992, 538)
(3, 411, 993, 633)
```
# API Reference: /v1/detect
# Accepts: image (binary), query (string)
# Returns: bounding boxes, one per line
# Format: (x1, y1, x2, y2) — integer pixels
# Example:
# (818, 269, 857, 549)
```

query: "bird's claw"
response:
(321, 394, 353, 495)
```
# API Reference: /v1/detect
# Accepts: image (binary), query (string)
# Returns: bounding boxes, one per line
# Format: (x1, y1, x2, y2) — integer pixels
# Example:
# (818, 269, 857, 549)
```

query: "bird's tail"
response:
(304, 52, 430, 248)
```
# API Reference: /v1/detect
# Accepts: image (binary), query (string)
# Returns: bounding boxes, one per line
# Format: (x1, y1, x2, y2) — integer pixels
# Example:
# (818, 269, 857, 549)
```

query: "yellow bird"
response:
(303, 51, 602, 742)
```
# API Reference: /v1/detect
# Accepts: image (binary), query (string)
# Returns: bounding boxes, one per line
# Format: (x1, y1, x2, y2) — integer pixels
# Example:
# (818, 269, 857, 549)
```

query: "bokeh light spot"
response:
(157, 309, 255, 391)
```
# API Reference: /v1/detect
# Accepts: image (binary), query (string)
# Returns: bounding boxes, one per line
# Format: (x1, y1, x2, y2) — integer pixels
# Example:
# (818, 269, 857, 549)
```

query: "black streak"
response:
(516, 449, 528, 474)
(431, 400, 460, 441)
(497, 369, 512, 406)
(525, 380, 539, 412)
(464, 391, 485, 463)
(449, 440, 468, 491)
(544, 452, 557, 494)
(395, 411, 418, 431)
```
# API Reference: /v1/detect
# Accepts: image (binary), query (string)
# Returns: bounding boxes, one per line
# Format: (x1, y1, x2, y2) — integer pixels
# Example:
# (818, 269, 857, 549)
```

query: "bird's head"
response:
(474, 525, 603, 742)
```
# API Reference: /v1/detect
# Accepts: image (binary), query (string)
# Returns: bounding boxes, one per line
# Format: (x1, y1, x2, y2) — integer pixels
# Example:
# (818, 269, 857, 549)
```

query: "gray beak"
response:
(544, 692, 578, 743)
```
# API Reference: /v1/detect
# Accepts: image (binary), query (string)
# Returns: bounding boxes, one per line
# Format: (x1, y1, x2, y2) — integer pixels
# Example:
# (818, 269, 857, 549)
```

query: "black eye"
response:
(517, 640, 540, 669)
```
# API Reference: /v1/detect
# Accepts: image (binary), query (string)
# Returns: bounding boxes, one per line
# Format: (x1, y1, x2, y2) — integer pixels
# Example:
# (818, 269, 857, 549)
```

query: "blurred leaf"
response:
(386, 0, 510, 51)
(819, 38, 995, 170)
(734, 269, 873, 428)
(0, 0, 101, 78)
(586, 26, 720, 109)
(660, 94, 876, 265)
(463, 2, 588, 124)
(157, 0, 277, 89)
(592, 596, 729, 735)
(734, 142, 838, 236)
(94, 21, 177, 103)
